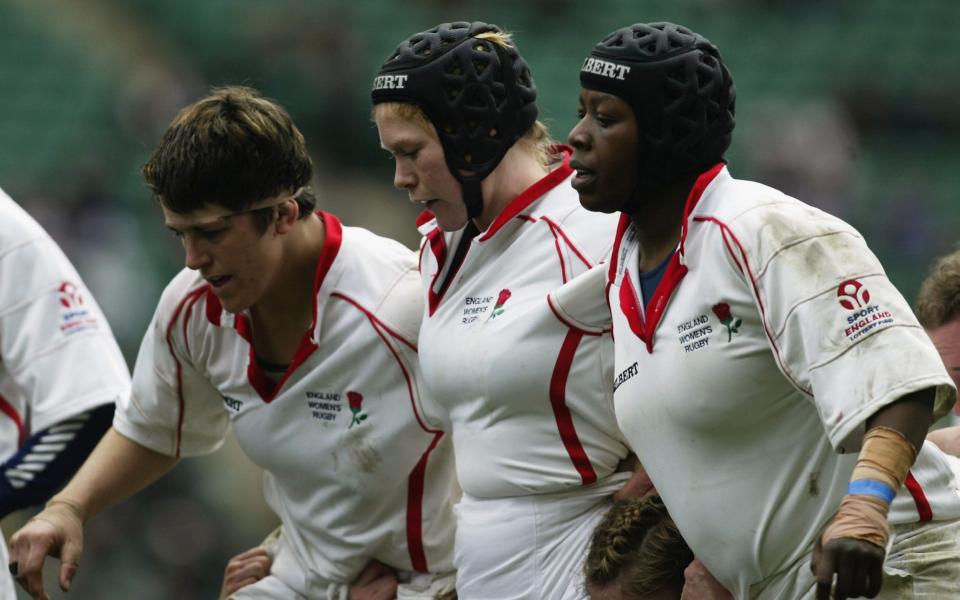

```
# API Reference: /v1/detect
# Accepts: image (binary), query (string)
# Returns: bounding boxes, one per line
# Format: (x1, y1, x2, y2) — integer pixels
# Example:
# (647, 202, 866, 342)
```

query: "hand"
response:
(926, 425, 960, 458)
(8, 500, 85, 600)
(219, 547, 273, 599)
(811, 533, 884, 600)
(681, 558, 732, 599)
(614, 453, 655, 500)
(350, 560, 398, 600)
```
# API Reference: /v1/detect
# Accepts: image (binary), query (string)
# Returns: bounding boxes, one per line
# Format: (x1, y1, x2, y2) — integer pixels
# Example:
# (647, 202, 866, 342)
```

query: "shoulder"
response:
(692, 171, 864, 264)
(333, 225, 423, 342)
(153, 268, 210, 327)
(0, 189, 48, 251)
(530, 181, 621, 263)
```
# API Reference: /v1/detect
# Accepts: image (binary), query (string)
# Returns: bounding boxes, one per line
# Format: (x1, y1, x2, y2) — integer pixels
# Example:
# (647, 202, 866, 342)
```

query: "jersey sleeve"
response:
(0, 236, 129, 433)
(113, 279, 229, 457)
(373, 264, 448, 429)
(732, 201, 956, 452)
(547, 263, 612, 335)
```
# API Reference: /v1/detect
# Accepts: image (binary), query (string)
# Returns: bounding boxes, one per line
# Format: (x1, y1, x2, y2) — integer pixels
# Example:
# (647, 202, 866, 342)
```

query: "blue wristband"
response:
(848, 479, 896, 504)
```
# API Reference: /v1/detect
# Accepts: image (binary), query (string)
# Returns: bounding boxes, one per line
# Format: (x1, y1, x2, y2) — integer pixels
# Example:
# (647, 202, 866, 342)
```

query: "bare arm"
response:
(9, 427, 178, 599)
(863, 388, 934, 450)
(814, 388, 934, 600)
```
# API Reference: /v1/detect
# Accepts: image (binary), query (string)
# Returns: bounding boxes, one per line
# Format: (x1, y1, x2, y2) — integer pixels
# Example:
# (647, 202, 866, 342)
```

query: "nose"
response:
(568, 117, 591, 151)
(393, 160, 416, 191)
(182, 235, 211, 271)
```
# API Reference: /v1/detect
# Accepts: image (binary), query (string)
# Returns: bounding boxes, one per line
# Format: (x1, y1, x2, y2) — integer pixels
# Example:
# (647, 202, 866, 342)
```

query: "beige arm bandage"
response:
(820, 426, 918, 549)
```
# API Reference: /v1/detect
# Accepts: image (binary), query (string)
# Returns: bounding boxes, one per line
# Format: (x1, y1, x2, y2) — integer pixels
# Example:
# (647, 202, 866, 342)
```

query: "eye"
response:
(198, 228, 226, 241)
(168, 229, 184, 240)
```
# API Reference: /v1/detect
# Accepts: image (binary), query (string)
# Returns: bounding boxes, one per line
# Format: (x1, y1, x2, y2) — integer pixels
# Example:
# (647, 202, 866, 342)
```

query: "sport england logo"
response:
(581, 57, 631, 81)
(58, 281, 98, 336)
(837, 279, 894, 341)
(837, 279, 870, 310)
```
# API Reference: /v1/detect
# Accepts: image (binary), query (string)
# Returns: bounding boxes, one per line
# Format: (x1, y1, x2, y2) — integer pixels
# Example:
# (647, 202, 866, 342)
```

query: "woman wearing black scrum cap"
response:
(566, 21, 960, 600)
(372, 21, 646, 599)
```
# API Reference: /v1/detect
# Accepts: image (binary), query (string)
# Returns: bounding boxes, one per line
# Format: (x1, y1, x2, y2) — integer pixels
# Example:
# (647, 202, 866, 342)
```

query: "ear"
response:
(274, 197, 300, 234)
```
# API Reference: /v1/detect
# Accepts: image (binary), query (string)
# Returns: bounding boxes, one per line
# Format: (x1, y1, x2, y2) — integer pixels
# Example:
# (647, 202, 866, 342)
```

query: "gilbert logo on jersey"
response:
(58, 281, 98, 336)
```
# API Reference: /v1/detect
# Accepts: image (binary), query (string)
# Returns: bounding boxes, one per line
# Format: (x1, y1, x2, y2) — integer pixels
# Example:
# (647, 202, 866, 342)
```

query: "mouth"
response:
(569, 160, 597, 192)
(206, 275, 233, 290)
(411, 198, 439, 209)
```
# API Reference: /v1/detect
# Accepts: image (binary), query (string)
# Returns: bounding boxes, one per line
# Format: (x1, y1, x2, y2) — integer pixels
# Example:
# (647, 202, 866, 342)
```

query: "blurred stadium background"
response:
(1, 0, 958, 597)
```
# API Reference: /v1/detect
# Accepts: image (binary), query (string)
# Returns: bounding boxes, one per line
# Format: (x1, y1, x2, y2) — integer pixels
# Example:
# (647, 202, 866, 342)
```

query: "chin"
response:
(577, 192, 620, 215)
(434, 213, 470, 232)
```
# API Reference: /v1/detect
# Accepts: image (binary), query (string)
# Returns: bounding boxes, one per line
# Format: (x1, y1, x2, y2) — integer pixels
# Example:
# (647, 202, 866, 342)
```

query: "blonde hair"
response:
(916, 248, 960, 328)
(585, 496, 692, 598)
(372, 29, 555, 169)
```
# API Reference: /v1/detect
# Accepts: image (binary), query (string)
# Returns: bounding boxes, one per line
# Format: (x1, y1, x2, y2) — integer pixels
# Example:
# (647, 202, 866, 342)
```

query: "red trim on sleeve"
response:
(478, 148, 574, 242)
(547, 294, 608, 337)
(331, 290, 441, 572)
(0, 394, 25, 448)
(549, 329, 598, 485)
(904, 470, 933, 522)
(165, 286, 208, 457)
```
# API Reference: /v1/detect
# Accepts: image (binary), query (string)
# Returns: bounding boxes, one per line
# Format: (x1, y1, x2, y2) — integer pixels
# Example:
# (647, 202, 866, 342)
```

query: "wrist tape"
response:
(821, 426, 918, 549)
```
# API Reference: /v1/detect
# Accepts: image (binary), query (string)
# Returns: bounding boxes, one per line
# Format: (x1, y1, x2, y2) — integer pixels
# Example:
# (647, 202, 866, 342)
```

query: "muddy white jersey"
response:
(416, 148, 629, 499)
(590, 165, 959, 597)
(0, 188, 129, 461)
(114, 212, 457, 585)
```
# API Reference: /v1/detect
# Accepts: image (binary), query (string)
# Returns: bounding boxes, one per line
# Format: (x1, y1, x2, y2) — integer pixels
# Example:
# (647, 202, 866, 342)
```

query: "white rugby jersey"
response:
(416, 147, 629, 499)
(0, 188, 129, 463)
(591, 164, 959, 597)
(114, 212, 457, 586)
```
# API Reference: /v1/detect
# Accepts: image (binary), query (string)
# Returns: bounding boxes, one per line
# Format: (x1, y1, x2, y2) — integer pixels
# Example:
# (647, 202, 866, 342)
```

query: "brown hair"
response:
(585, 496, 692, 599)
(916, 248, 960, 329)
(143, 85, 316, 224)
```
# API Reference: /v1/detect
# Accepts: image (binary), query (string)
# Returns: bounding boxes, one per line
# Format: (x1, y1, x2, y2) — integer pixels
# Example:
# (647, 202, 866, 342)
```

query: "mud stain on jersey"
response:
(345, 431, 382, 473)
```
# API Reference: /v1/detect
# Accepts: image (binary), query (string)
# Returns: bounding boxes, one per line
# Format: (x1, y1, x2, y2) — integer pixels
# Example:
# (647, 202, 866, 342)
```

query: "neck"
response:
(472, 145, 549, 231)
(253, 213, 326, 323)
(627, 176, 695, 272)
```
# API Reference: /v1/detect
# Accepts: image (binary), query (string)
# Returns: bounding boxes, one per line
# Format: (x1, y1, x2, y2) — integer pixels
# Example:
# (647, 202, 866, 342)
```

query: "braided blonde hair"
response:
(584, 496, 692, 598)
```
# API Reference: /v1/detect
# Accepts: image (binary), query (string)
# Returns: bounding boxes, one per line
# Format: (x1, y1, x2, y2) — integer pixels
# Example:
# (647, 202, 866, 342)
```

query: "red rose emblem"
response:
(496, 289, 512, 307)
(347, 391, 363, 411)
(346, 391, 367, 428)
(712, 303, 732, 321)
(712, 302, 742, 342)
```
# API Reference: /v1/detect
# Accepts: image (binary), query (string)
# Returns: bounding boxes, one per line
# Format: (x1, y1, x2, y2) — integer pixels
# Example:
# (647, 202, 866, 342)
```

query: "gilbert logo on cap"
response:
(373, 74, 409, 90)
(581, 57, 631, 81)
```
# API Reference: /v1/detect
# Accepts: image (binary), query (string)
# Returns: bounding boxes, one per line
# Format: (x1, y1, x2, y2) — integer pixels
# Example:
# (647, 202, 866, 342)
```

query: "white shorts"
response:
(229, 532, 347, 600)
(228, 528, 456, 600)
(752, 517, 960, 599)
(453, 473, 630, 600)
